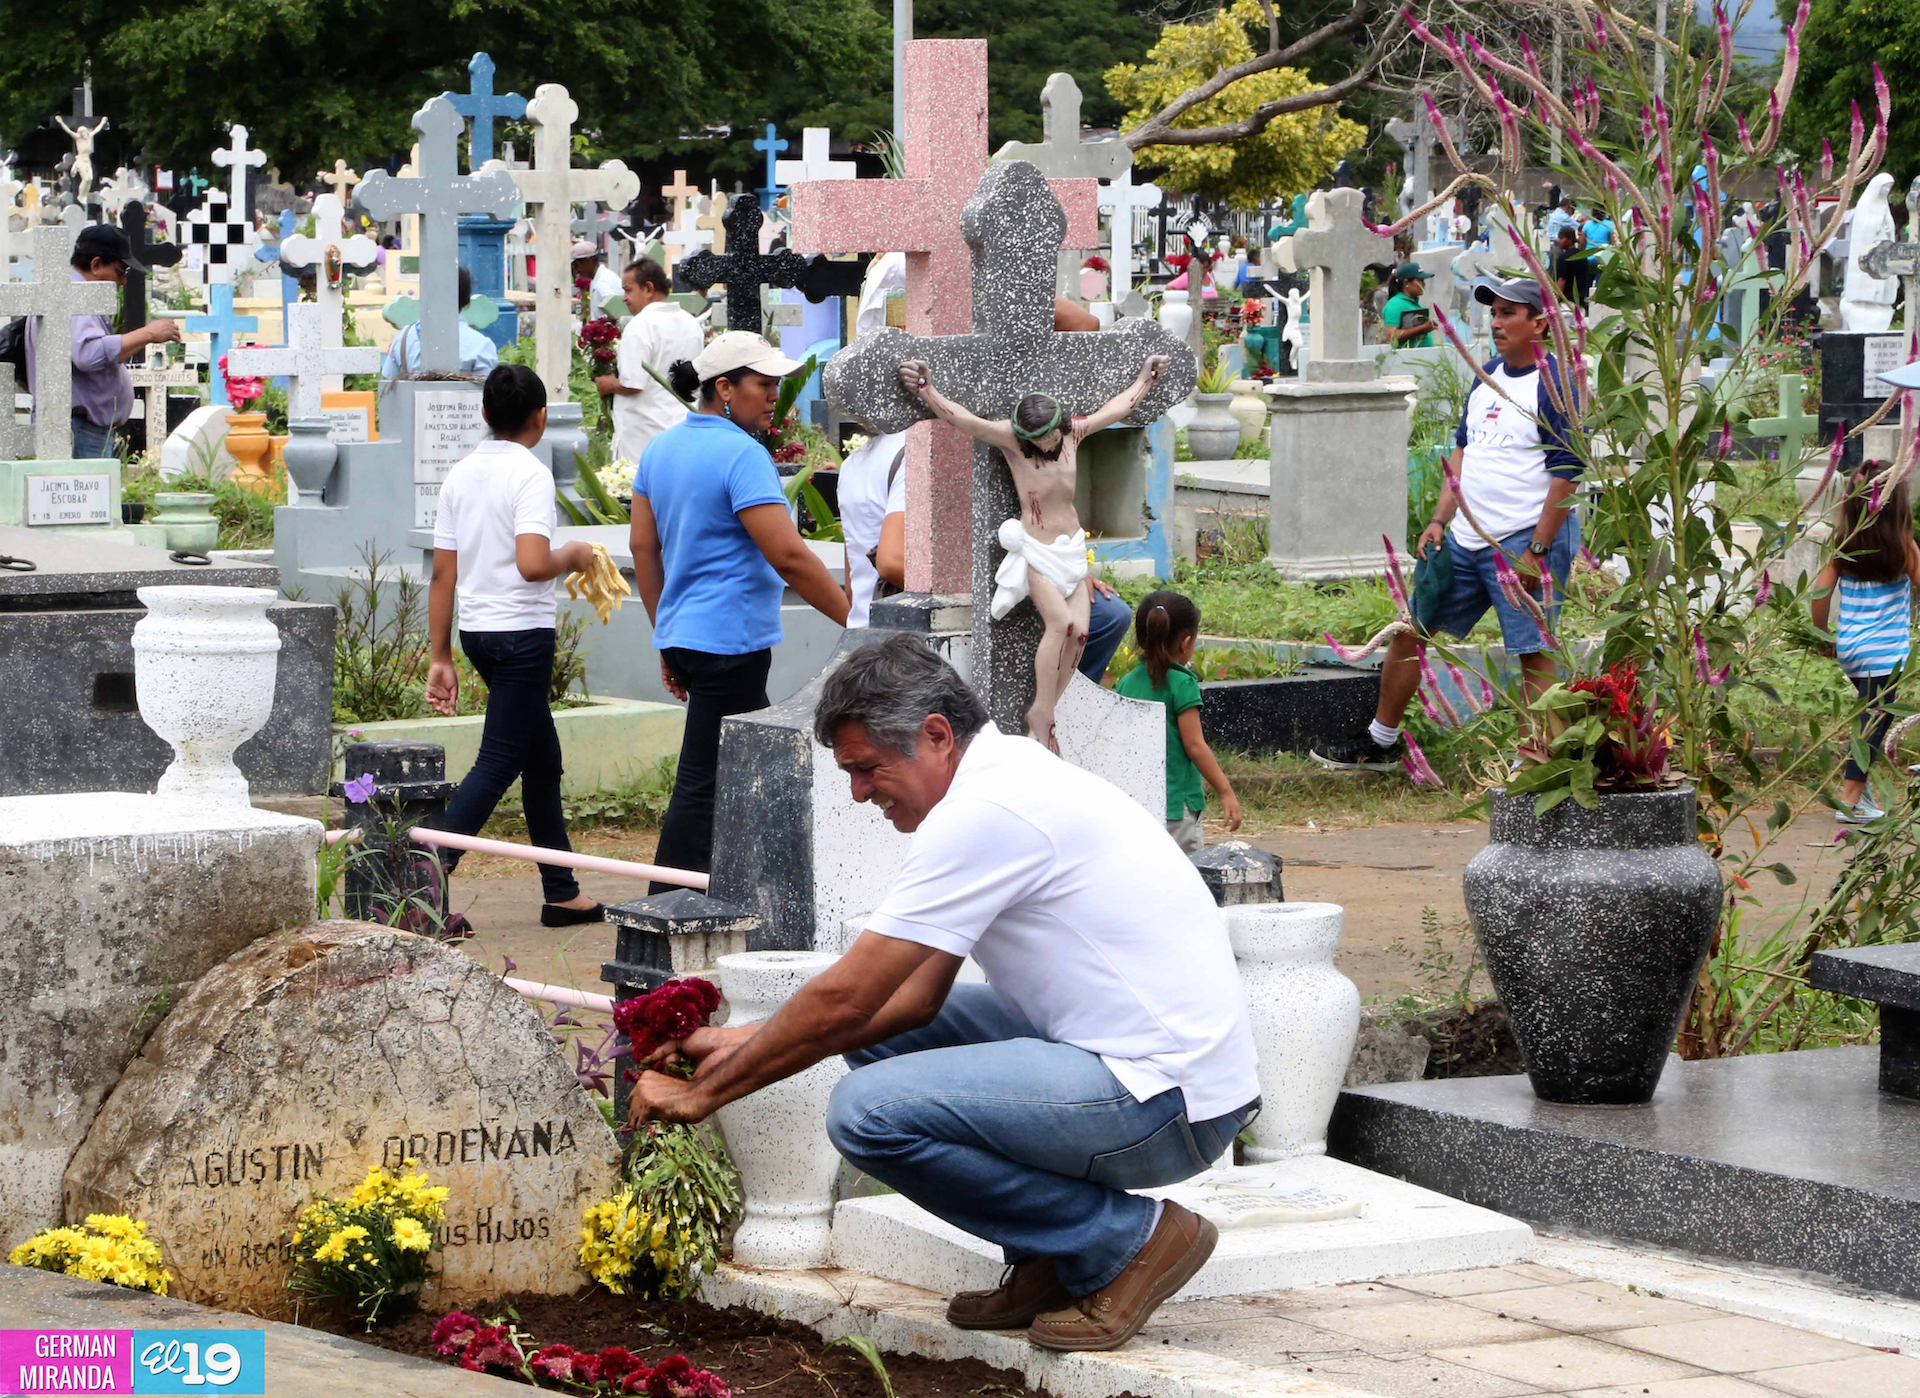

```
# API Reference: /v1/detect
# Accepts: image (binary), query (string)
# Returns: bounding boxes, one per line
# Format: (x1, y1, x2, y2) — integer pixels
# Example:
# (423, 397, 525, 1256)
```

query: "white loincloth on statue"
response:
(991, 519, 1089, 620)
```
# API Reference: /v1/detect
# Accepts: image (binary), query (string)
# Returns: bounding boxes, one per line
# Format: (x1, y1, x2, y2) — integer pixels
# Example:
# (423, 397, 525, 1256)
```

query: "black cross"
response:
(121, 200, 182, 331)
(68, 87, 107, 136)
(674, 197, 861, 334)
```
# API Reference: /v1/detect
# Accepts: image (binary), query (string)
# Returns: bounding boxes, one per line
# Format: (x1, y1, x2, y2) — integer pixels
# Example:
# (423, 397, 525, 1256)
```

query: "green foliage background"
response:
(1779, 0, 1920, 179)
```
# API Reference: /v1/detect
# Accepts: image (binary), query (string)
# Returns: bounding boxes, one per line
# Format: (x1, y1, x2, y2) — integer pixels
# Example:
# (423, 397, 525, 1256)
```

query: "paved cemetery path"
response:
(268, 801, 1865, 1005)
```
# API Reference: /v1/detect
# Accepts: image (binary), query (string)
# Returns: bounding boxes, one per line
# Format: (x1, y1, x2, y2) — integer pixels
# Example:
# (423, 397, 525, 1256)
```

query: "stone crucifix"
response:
(320, 160, 361, 204)
(0, 225, 119, 460)
(212, 124, 267, 221)
(774, 128, 856, 186)
(509, 83, 639, 402)
(823, 160, 1195, 735)
(791, 38, 1100, 595)
(277, 193, 379, 391)
(228, 301, 383, 420)
(127, 347, 199, 458)
(445, 52, 526, 168)
(1273, 187, 1396, 379)
(53, 88, 108, 210)
(359, 97, 521, 376)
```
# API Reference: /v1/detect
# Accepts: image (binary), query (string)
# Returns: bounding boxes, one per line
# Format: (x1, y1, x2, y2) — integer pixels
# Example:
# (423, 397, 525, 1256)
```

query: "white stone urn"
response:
(1227, 902, 1359, 1162)
(1227, 380, 1268, 442)
(132, 586, 280, 808)
(713, 950, 846, 1268)
(1158, 288, 1194, 342)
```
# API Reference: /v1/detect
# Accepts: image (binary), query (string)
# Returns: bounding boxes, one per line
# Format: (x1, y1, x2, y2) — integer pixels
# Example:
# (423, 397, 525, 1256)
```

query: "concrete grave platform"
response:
(0, 793, 319, 1244)
(1200, 667, 1380, 756)
(1331, 1046, 1920, 1301)
(830, 1156, 1531, 1301)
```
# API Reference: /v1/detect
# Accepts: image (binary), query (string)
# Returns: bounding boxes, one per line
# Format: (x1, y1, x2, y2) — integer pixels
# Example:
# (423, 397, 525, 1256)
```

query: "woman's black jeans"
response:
(438, 628, 582, 905)
(652, 646, 772, 891)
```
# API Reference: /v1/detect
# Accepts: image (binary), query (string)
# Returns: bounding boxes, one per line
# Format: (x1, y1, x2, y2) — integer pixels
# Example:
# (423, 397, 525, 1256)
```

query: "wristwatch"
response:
(1527, 539, 1551, 557)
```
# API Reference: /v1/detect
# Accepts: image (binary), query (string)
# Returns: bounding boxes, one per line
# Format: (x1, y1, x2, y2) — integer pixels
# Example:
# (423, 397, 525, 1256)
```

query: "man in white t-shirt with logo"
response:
(595, 258, 703, 465)
(626, 634, 1261, 1352)
(1315, 277, 1582, 772)
(837, 430, 909, 627)
(424, 363, 606, 928)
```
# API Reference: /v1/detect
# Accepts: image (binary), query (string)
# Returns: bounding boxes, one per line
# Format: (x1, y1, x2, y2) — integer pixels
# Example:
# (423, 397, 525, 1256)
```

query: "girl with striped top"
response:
(1811, 468, 1920, 824)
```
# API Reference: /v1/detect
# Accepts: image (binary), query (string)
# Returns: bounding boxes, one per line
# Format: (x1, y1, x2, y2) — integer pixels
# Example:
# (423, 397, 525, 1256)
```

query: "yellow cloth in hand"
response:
(564, 541, 632, 624)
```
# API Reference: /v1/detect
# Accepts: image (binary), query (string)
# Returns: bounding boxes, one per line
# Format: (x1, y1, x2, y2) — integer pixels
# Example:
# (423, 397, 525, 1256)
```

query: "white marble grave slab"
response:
(829, 1155, 1532, 1301)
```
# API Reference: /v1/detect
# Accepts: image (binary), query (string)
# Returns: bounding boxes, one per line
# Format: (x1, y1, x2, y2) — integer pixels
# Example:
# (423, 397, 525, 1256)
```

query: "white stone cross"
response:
(774, 128, 856, 186)
(0, 224, 118, 460)
(278, 193, 380, 390)
(212, 125, 267, 221)
(320, 160, 360, 203)
(663, 193, 715, 272)
(1272, 187, 1395, 373)
(1098, 165, 1159, 305)
(127, 346, 199, 458)
(994, 74, 1129, 181)
(227, 301, 382, 421)
(358, 98, 520, 376)
(511, 83, 641, 402)
(1453, 206, 1530, 334)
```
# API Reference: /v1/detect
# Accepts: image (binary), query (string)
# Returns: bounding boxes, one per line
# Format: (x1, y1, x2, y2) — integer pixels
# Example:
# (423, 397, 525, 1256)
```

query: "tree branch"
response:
(1123, 0, 1381, 151)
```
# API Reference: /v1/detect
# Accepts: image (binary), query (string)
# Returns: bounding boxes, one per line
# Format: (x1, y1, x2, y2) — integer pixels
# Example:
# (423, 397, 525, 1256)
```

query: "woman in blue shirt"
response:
(629, 332, 850, 883)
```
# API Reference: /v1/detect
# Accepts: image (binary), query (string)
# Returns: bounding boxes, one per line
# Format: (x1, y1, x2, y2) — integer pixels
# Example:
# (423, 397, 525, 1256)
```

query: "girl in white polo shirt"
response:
(425, 364, 604, 928)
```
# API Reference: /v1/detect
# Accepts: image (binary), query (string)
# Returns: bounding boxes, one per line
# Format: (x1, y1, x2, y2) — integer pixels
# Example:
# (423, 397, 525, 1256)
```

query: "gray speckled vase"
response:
(1463, 787, 1720, 1105)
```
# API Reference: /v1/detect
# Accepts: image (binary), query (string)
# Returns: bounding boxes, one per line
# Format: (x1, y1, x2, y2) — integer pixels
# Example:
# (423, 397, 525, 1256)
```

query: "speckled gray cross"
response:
(227, 300, 383, 421)
(1273, 187, 1395, 371)
(358, 97, 520, 375)
(822, 159, 1195, 726)
(0, 224, 118, 460)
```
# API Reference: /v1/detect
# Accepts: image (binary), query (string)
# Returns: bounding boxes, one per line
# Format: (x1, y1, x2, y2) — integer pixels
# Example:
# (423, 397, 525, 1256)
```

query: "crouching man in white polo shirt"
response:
(627, 632, 1261, 1352)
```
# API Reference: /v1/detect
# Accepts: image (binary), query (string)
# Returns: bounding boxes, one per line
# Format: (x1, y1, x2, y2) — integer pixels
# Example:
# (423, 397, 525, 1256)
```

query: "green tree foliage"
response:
(0, 0, 889, 178)
(1107, 1, 1365, 208)
(905, 0, 1159, 146)
(1780, 0, 1918, 177)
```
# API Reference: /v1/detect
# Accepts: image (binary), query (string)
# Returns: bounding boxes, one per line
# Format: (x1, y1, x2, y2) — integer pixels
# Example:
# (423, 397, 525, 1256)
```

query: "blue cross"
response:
(753, 122, 788, 212)
(187, 283, 261, 407)
(184, 169, 209, 199)
(444, 52, 526, 169)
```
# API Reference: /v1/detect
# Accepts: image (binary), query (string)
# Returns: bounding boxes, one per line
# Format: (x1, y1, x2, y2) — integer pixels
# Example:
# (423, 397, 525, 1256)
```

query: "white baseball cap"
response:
(692, 331, 805, 380)
(1879, 360, 1920, 390)
(570, 239, 599, 258)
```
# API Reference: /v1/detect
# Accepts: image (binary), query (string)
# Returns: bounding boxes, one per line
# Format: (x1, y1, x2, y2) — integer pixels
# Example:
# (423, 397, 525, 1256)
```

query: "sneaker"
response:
(1310, 731, 1405, 773)
(1027, 1203, 1218, 1352)
(1836, 795, 1886, 825)
(945, 1257, 1070, 1330)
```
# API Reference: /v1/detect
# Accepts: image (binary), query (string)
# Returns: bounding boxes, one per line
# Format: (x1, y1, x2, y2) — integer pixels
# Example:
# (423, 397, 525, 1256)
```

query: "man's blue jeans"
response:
(71, 417, 117, 459)
(1079, 588, 1131, 683)
(828, 984, 1255, 1296)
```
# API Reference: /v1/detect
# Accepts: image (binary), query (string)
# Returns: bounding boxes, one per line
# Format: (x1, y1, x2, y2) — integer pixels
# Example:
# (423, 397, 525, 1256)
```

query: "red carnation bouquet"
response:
(580, 977, 739, 1300)
(613, 976, 722, 1061)
(578, 316, 621, 376)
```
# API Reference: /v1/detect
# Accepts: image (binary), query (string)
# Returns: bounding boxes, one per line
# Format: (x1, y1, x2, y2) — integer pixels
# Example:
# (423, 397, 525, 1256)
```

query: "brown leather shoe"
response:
(1026, 1202, 1217, 1352)
(945, 1257, 1071, 1330)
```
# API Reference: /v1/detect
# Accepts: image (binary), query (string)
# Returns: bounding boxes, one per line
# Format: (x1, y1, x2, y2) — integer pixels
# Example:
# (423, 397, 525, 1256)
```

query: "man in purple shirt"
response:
(24, 225, 182, 459)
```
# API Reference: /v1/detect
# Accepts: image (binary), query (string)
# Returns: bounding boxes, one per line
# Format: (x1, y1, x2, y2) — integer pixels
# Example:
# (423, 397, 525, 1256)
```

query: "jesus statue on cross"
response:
(897, 351, 1169, 752)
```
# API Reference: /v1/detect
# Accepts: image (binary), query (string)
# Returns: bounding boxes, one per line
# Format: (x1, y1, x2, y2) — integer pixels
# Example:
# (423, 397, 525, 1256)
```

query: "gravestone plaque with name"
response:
(26, 471, 112, 526)
(413, 387, 487, 527)
(64, 920, 622, 1315)
(1862, 332, 1906, 397)
(322, 405, 372, 444)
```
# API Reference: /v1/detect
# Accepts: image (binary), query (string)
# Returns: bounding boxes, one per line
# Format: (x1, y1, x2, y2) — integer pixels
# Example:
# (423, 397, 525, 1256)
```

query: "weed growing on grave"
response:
(10, 1216, 171, 1295)
(287, 1159, 448, 1328)
(121, 462, 284, 551)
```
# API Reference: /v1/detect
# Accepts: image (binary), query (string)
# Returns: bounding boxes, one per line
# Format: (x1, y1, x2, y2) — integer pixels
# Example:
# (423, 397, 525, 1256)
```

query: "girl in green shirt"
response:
(1115, 591, 1243, 853)
(1381, 262, 1435, 348)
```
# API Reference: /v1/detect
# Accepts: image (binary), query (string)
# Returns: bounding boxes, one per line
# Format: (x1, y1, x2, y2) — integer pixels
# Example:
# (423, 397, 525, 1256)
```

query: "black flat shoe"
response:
(541, 902, 607, 928)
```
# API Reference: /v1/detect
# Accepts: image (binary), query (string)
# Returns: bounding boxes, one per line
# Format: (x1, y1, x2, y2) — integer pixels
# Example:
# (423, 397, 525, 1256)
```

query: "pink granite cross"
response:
(790, 38, 1099, 594)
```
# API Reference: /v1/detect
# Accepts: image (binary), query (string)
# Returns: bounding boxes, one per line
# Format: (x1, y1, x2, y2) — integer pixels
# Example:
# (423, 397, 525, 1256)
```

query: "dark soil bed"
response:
(1419, 1002, 1525, 1078)
(310, 1287, 1077, 1398)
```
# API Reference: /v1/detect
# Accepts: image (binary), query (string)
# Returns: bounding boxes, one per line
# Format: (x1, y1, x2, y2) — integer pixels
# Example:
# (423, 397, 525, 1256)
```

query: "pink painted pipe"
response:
(504, 977, 615, 1013)
(405, 826, 709, 890)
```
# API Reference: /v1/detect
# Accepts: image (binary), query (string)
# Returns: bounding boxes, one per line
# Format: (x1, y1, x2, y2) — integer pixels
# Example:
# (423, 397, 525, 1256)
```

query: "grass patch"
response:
(1218, 748, 1468, 830)
(483, 760, 678, 839)
(123, 464, 281, 551)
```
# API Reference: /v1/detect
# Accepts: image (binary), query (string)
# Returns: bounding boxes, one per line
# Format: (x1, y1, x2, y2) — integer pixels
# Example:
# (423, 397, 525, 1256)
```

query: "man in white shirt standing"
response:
(593, 258, 703, 464)
(627, 634, 1262, 1352)
(425, 363, 606, 928)
(836, 430, 908, 628)
(1314, 276, 1582, 772)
